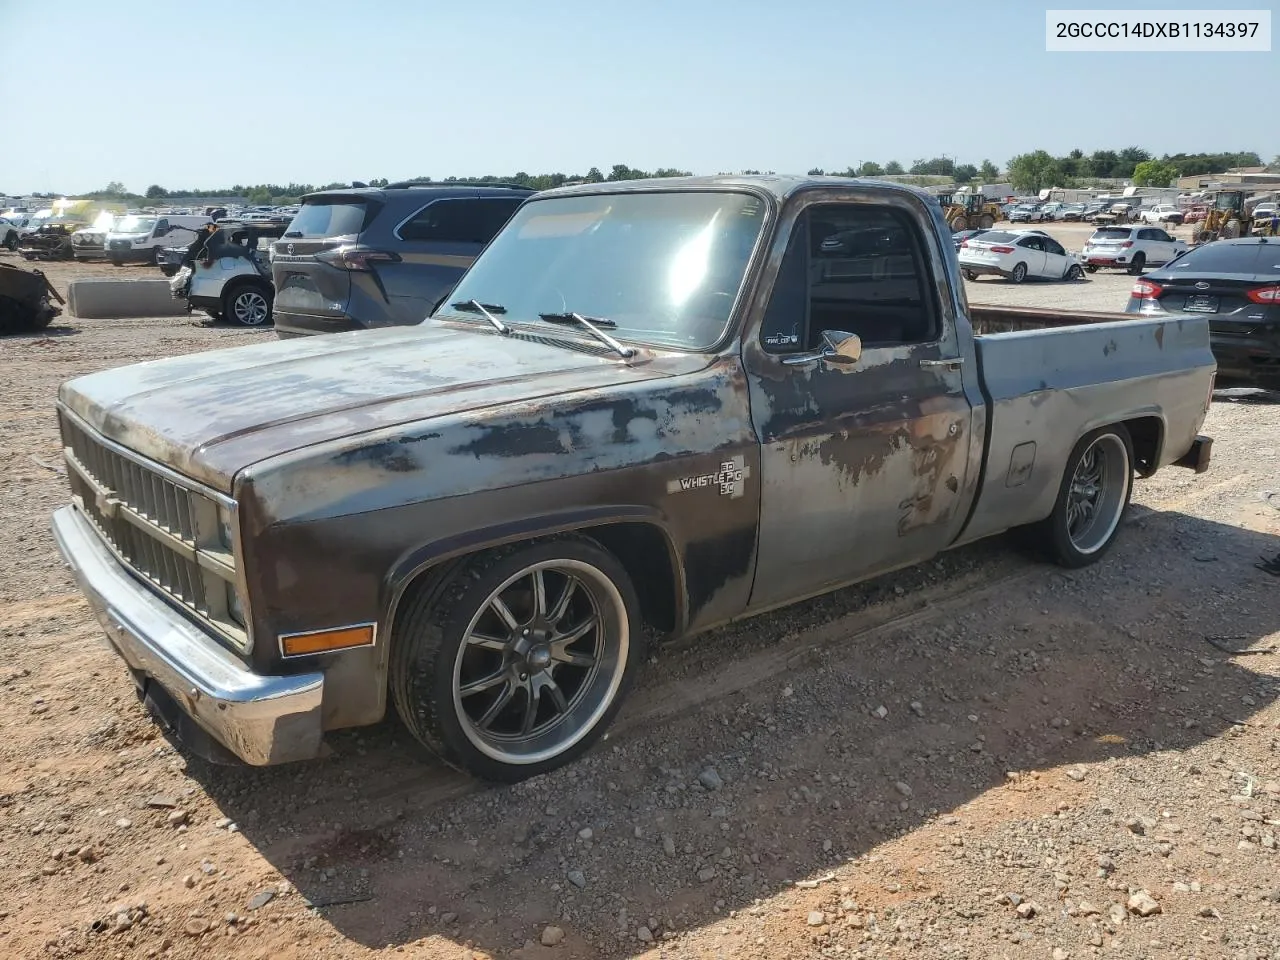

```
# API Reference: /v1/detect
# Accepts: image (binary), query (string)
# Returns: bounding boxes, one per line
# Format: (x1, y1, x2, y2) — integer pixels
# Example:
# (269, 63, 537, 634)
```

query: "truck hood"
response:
(58, 322, 707, 492)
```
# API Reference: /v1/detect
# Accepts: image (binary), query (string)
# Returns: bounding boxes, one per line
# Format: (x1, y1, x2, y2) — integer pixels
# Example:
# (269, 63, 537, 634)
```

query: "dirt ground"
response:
(2, 250, 1278, 960)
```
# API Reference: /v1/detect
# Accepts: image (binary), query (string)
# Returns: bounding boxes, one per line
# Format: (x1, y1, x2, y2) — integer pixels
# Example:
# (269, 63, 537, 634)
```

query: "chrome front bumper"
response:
(52, 505, 324, 765)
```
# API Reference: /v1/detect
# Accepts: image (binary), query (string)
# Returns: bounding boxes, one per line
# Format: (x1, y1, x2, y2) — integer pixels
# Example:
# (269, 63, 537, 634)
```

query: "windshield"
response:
(114, 215, 156, 234)
(437, 190, 768, 350)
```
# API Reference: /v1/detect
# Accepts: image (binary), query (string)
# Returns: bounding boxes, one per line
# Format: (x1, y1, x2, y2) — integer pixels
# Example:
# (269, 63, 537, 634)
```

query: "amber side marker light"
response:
(280, 624, 376, 658)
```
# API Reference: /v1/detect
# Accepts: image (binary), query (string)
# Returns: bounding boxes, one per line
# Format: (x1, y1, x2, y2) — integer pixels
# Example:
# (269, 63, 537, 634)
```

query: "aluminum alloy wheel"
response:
(232, 290, 270, 326)
(1065, 434, 1130, 554)
(452, 559, 628, 765)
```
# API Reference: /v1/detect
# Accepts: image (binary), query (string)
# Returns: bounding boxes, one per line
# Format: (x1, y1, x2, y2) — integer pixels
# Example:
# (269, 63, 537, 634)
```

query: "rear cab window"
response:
(1092, 228, 1131, 241)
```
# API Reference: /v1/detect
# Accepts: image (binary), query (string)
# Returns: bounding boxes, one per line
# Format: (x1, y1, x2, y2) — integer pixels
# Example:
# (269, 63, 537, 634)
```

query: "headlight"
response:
(217, 504, 235, 549)
(226, 583, 244, 626)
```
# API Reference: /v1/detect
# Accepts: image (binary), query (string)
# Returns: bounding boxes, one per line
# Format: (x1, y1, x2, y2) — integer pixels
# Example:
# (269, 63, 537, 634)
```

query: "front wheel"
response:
(1065, 263, 1084, 281)
(2, 231, 16, 251)
(1010, 262, 1028, 284)
(1033, 425, 1134, 568)
(390, 537, 643, 782)
(978, 215, 994, 229)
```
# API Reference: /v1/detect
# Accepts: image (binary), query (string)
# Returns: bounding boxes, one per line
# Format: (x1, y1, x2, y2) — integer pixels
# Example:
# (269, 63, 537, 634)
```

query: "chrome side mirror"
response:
(779, 330, 862, 367)
(821, 330, 862, 364)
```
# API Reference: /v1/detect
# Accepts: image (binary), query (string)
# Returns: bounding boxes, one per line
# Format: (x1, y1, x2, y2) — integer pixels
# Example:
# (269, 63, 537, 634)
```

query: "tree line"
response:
(1006, 149, 1265, 193)
(22, 150, 1277, 206)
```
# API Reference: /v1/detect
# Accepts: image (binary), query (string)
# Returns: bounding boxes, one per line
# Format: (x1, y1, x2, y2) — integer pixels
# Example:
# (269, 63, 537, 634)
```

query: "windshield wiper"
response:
(451, 299, 509, 334)
(283, 230, 303, 238)
(538, 312, 635, 358)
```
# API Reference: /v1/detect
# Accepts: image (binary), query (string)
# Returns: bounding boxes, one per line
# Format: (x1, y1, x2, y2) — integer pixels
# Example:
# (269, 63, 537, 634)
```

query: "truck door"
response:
(742, 195, 978, 610)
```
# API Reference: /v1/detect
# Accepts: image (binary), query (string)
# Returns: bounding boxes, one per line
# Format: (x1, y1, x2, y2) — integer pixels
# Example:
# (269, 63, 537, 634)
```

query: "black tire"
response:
(1031, 424, 1134, 569)
(111, 258, 123, 267)
(151, 246, 162, 265)
(1126, 253, 1146, 276)
(1085, 265, 1098, 273)
(2, 231, 16, 251)
(979, 215, 994, 229)
(221, 280, 273, 327)
(1010, 262, 1028, 284)
(962, 269, 977, 281)
(1065, 263, 1084, 281)
(389, 535, 644, 782)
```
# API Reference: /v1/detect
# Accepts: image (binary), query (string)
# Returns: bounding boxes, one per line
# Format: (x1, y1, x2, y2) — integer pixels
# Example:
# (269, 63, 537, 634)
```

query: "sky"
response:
(1, 0, 1276, 195)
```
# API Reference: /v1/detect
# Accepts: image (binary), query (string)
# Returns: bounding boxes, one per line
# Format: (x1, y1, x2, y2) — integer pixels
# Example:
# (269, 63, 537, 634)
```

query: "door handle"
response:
(920, 357, 963, 368)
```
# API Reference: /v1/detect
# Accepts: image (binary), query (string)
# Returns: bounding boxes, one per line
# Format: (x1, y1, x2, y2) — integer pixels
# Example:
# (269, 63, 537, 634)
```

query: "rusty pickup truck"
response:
(51, 175, 1217, 782)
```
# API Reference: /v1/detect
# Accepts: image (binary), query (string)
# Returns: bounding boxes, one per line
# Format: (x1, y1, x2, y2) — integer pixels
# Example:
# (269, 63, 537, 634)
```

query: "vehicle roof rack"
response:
(382, 179, 534, 191)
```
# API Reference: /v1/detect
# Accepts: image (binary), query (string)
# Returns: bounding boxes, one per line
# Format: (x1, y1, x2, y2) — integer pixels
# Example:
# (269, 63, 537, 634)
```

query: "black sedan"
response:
(1124, 238, 1280, 386)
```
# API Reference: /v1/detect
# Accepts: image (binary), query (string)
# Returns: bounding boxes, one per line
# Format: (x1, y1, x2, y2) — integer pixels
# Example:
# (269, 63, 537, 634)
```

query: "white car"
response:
(0, 217, 22, 250)
(1139, 204, 1185, 226)
(1080, 226, 1187, 275)
(958, 229, 1084, 284)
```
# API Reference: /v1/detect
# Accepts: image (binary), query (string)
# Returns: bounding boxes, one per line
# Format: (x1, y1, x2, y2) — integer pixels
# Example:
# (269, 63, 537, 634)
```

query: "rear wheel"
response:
(1126, 252, 1146, 275)
(1085, 264, 1098, 273)
(2, 231, 16, 251)
(1033, 425, 1134, 568)
(979, 215, 994, 229)
(222, 281, 272, 327)
(950, 215, 968, 232)
(1010, 262, 1028, 284)
(389, 536, 643, 782)
(962, 268, 977, 281)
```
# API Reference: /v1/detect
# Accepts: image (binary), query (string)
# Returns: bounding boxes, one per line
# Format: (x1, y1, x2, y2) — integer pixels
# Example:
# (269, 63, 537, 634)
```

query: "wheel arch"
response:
(381, 508, 687, 657)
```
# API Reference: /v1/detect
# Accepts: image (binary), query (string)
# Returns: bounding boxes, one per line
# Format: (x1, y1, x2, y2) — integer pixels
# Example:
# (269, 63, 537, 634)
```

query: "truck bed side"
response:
(954, 313, 1215, 547)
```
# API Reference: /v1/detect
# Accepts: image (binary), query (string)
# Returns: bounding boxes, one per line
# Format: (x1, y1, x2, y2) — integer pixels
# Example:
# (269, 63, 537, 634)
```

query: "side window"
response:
(759, 203, 940, 352)
(1021, 236, 1044, 251)
(759, 215, 809, 352)
(155, 219, 168, 234)
(468, 198, 524, 243)
(1044, 237, 1066, 256)
(398, 198, 516, 244)
(1154, 229, 1172, 242)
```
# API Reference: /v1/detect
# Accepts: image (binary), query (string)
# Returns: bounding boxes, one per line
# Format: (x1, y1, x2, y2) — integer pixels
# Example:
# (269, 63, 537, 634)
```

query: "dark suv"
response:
(270, 181, 535, 338)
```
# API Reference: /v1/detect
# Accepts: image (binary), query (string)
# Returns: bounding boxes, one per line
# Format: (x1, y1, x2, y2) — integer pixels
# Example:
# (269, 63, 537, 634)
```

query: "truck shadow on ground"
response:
(184, 505, 1280, 957)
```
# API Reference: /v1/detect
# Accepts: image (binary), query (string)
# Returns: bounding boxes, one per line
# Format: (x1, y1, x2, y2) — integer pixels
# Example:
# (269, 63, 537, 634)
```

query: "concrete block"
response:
(67, 280, 190, 320)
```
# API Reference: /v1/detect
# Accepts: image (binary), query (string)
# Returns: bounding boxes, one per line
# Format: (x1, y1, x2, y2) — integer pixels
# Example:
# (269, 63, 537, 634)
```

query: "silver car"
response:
(169, 228, 275, 327)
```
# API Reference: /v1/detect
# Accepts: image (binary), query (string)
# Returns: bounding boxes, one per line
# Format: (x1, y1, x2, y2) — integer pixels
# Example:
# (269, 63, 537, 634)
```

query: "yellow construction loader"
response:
(943, 193, 1000, 232)
(1195, 190, 1247, 242)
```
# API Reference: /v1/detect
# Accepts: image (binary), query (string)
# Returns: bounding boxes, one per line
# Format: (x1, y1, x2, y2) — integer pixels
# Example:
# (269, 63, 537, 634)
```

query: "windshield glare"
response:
(114, 215, 156, 234)
(436, 191, 767, 350)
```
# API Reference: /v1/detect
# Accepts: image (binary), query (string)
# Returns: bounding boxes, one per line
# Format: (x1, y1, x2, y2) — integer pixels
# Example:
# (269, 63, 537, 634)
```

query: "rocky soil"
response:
(0, 251, 1277, 959)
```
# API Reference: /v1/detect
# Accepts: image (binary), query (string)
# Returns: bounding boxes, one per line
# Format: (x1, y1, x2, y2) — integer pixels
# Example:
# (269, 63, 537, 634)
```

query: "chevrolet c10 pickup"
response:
(51, 175, 1216, 782)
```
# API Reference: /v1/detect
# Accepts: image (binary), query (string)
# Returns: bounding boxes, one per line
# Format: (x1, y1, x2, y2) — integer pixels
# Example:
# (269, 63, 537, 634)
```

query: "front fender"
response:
(380, 504, 687, 638)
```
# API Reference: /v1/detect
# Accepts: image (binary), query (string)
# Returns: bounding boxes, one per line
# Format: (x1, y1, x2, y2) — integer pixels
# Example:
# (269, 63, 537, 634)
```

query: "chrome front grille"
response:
(58, 407, 250, 652)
